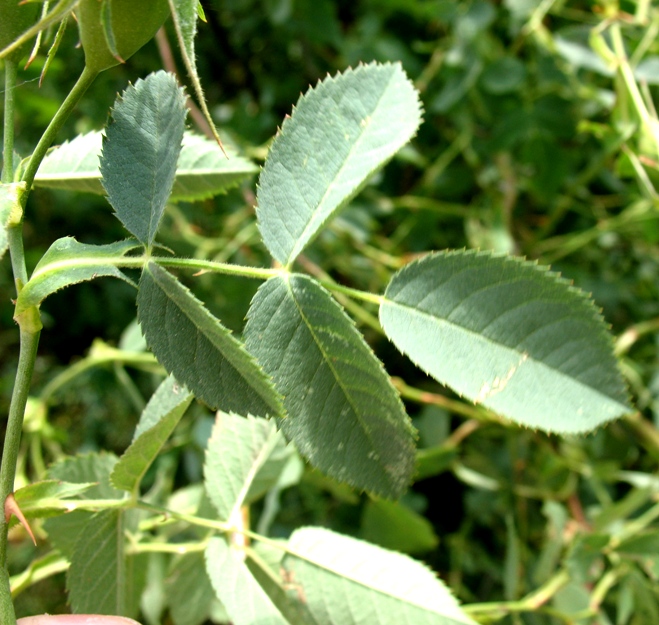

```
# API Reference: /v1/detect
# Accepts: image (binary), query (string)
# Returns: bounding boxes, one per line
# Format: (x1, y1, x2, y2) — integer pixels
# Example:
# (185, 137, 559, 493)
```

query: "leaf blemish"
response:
(475, 352, 528, 404)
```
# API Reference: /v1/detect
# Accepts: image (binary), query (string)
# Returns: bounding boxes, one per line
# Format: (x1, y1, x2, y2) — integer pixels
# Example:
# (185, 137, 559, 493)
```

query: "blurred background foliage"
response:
(3, 0, 659, 623)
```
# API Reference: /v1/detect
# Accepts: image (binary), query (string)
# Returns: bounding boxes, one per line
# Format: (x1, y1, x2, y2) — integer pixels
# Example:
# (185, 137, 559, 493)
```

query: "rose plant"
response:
(2, 1, 658, 624)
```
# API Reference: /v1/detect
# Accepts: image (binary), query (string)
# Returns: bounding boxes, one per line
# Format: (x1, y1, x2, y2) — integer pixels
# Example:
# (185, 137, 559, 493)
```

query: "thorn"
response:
(5, 493, 36, 545)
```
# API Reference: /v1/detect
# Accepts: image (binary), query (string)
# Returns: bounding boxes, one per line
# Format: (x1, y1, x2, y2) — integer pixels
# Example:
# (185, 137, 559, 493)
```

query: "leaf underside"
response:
(283, 527, 476, 625)
(204, 412, 287, 522)
(34, 131, 256, 201)
(100, 70, 187, 246)
(379, 250, 631, 433)
(205, 537, 288, 625)
(257, 61, 422, 266)
(245, 273, 415, 498)
(15, 237, 140, 316)
(137, 262, 283, 418)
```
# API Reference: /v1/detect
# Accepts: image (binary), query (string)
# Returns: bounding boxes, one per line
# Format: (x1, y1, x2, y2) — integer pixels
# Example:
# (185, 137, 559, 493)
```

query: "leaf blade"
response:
(379, 250, 631, 433)
(283, 527, 476, 625)
(205, 537, 289, 625)
(111, 375, 193, 493)
(137, 262, 283, 418)
(245, 273, 415, 498)
(204, 412, 287, 522)
(34, 131, 256, 201)
(15, 237, 140, 316)
(100, 70, 187, 246)
(257, 62, 422, 266)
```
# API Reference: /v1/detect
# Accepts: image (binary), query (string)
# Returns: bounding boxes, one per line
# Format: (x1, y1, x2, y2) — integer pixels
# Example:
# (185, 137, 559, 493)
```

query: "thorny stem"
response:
(1, 62, 98, 625)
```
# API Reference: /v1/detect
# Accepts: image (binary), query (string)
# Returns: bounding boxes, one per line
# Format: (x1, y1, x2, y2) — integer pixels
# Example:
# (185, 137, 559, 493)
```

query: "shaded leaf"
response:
(111, 375, 194, 493)
(13, 480, 95, 519)
(46, 451, 123, 500)
(245, 273, 415, 498)
(257, 62, 422, 266)
(166, 552, 216, 625)
(67, 509, 145, 617)
(15, 237, 140, 316)
(34, 131, 256, 201)
(283, 527, 476, 625)
(205, 537, 288, 625)
(379, 250, 631, 433)
(362, 498, 439, 554)
(100, 71, 187, 246)
(43, 452, 124, 559)
(204, 412, 288, 522)
(137, 262, 283, 418)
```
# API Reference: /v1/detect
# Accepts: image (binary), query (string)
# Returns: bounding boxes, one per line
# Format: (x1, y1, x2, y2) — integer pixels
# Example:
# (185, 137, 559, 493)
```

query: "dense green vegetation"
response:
(2, 1, 659, 624)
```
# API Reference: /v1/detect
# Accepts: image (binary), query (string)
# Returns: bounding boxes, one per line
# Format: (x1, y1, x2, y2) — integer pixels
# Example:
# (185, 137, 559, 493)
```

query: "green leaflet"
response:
(283, 527, 474, 625)
(166, 552, 216, 625)
(100, 71, 187, 247)
(13, 480, 95, 519)
(43, 452, 124, 558)
(111, 375, 194, 493)
(257, 62, 422, 267)
(137, 262, 284, 418)
(379, 250, 631, 433)
(244, 273, 415, 498)
(204, 412, 290, 522)
(362, 498, 439, 554)
(171, 132, 258, 201)
(14, 237, 140, 316)
(33, 131, 256, 201)
(283, 527, 476, 625)
(205, 537, 289, 625)
(67, 509, 146, 618)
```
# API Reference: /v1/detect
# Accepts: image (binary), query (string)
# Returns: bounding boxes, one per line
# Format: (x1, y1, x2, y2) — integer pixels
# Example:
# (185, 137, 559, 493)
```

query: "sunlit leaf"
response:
(257, 62, 422, 266)
(283, 527, 476, 624)
(100, 70, 186, 246)
(205, 537, 288, 625)
(34, 131, 256, 201)
(245, 273, 415, 498)
(137, 262, 283, 418)
(379, 250, 631, 433)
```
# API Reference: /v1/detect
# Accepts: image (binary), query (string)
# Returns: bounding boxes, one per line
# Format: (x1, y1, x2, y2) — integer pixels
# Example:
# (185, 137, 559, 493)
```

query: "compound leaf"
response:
(283, 527, 476, 625)
(204, 412, 288, 522)
(245, 273, 415, 498)
(15, 237, 140, 316)
(257, 62, 422, 266)
(137, 262, 283, 418)
(379, 250, 631, 433)
(111, 375, 193, 493)
(100, 70, 186, 246)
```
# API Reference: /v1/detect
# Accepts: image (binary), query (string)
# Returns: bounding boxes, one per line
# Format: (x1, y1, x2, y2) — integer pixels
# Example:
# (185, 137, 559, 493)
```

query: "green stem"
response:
(2, 59, 18, 183)
(0, 329, 40, 624)
(21, 65, 98, 192)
